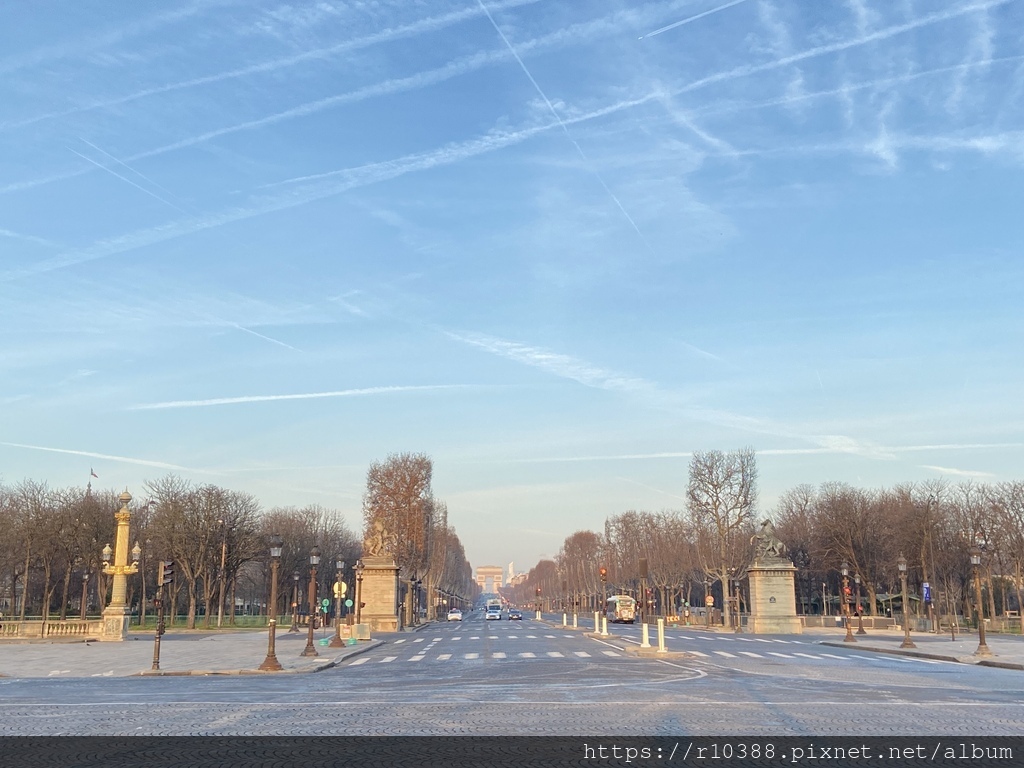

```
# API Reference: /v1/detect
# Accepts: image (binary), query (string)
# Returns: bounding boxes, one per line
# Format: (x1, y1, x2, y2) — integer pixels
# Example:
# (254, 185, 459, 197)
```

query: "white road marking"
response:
(792, 652, 821, 659)
(348, 657, 369, 666)
(767, 652, 794, 658)
(714, 651, 737, 658)
(519, 652, 536, 658)
(574, 651, 591, 657)
(413, 638, 425, 643)
(492, 652, 506, 659)
(380, 656, 397, 663)
(738, 651, 763, 658)
(602, 650, 620, 657)
(465, 653, 479, 659)
(687, 650, 710, 657)
(819, 653, 848, 660)
(437, 654, 452, 661)
(393, 639, 406, 644)
(409, 655, 425, 662)
(547, 651, 564, 657)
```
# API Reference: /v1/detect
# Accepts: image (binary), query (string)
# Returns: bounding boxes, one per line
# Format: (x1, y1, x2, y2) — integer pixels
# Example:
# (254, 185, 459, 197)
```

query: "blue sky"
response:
(2, 0, 1023, 574)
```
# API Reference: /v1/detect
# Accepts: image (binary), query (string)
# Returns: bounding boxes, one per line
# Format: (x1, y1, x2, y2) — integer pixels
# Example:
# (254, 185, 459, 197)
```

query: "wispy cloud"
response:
(1, 441, 194, 471)
(920, 464, 995, 479)
(639, 0, 750, 40)
(230, 323, 299, 351)
(447, 330, 652, 393)
(0, 0, 544, 132)
(478, 0, 651, 249)
(66, 147, 189, 214)
(671, 0, 1011, 98)
(1, 93, 658, 281)
(129, 384, 473, 410)
(0, 227, 59, 249)
(0, 1, 216, 76)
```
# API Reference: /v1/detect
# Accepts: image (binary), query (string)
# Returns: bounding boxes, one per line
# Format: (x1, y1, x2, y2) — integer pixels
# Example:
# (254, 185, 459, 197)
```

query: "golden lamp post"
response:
(100, 490, 142, 641)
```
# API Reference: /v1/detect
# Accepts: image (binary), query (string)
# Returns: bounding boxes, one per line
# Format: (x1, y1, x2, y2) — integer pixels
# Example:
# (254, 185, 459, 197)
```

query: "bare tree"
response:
(362, 453, 434, 581)
(687, 448, 758, 628)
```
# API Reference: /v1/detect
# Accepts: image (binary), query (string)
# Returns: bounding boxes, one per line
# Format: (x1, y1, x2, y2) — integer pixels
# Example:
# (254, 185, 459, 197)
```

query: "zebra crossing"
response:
(346, 628, 944, 667)
(347, 649, 621, 665)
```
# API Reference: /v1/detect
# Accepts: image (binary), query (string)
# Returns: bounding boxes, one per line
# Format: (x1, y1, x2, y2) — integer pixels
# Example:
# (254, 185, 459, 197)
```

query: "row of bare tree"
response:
(1, 455, 477, 627)
(0, 476, 362, 628)
(507, 450, 1023, 623)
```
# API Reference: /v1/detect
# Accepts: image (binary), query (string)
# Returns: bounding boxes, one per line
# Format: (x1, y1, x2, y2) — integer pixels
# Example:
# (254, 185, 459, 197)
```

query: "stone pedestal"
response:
(747, 558, 802, 634)
(360, 556, 399, 633)
(98, 606, 130, 641)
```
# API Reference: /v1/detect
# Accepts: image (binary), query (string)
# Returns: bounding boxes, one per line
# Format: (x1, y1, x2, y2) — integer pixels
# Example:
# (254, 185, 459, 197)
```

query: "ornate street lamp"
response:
(970, 545, 992, 657)
(330, 559, 346, 648)
(289, 570, 301, 633)
(100, 491, 142, 640)
(855, 573, 866, 635)
(355, 560, 365, 625)
(301, 546, 321, 657)
(259, 535, 284, 671)
(897, 553, 916, 648)
(841, 561, 856, 643)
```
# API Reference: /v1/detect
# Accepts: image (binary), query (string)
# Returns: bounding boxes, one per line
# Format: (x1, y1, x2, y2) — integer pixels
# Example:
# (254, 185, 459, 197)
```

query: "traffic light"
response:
(159, 560, 174, 585)
(535, 587, 541, 596)
(599, 567, 607, 582)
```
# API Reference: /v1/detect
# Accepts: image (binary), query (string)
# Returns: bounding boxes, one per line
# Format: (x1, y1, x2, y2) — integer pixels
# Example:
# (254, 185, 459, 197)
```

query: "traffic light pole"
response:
(152, 584, 165, 671)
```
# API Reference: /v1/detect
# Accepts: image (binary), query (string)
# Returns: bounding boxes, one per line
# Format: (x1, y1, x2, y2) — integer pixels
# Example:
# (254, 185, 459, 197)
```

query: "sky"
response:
(2, 0, 1023, 575)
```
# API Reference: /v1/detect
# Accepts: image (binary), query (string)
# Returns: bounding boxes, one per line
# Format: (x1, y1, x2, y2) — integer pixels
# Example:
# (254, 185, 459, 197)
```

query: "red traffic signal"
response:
(599, 567, 607, 582)
(535, 587, 541, 596)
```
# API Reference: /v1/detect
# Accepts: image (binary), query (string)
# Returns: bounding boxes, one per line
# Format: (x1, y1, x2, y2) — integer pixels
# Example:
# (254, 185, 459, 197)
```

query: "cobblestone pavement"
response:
(1, 617, 1021, 735)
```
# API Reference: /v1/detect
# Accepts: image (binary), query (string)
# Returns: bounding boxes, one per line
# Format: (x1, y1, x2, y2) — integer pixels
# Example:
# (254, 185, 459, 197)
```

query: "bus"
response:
(605, 594, 637, 624)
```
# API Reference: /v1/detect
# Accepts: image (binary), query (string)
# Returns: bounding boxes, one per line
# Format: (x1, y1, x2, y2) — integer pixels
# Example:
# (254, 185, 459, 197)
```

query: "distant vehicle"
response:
(605, 594, 637, 624)
(486, 607, 501, 620)
(446, 608, 463, 621)
(507, 608, 522, 620)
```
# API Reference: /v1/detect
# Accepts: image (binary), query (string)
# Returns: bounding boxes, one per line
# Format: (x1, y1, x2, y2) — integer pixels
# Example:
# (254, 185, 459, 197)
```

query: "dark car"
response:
(508, 608, 523, 620)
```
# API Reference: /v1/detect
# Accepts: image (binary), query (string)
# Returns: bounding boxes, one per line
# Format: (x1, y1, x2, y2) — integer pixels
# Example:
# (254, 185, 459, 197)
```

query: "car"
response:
(507, 608, 522, 620)
(485, 608, 501, 620)
(446, 608, 463, 621)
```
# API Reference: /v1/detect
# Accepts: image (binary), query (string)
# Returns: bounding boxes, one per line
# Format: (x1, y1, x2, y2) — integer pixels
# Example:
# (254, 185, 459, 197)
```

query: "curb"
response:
(135, 639, 384, 676)
(819, 640, 1024, 670)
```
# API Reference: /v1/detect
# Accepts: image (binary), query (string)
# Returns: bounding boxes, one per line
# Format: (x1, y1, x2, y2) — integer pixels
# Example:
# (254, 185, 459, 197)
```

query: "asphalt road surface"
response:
(1, 614, 1021, 735)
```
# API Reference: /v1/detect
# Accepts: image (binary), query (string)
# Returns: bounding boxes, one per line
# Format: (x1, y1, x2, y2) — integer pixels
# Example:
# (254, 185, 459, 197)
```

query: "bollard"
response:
(641, 622, 651, 648)
(594, 611, 600, 632)
(601, 616, 608, 636)
(562, 613, 567, 627)
(573, 613, 578, 629)
(657, 617, 666, 653)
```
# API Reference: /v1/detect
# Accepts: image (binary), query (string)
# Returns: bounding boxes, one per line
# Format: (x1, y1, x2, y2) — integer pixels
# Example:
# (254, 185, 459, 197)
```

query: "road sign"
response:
(320, 598, 330, 609)
(923, 582, 931, 603)
(705, 595, 714, 607)
(344, 599, 353, 608)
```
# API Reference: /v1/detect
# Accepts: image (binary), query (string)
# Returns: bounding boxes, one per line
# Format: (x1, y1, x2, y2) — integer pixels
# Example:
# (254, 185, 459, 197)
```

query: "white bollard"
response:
(641, 622, 651, 648)
(562, 612, 567, 627)
(573, 613, 578, 629)
(594, 611, 600, 632)
(657, 617, 666, 653)
(601, 616, 608, 636)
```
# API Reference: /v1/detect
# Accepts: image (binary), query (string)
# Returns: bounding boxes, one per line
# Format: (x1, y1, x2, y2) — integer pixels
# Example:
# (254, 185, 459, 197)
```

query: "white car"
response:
(447, 608, 463, 621)
(486, 608, 501, 620)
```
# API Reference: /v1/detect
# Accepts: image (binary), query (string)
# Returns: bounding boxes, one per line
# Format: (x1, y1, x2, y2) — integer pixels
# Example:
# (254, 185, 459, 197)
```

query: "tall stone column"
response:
(100, 491, 141, 641)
